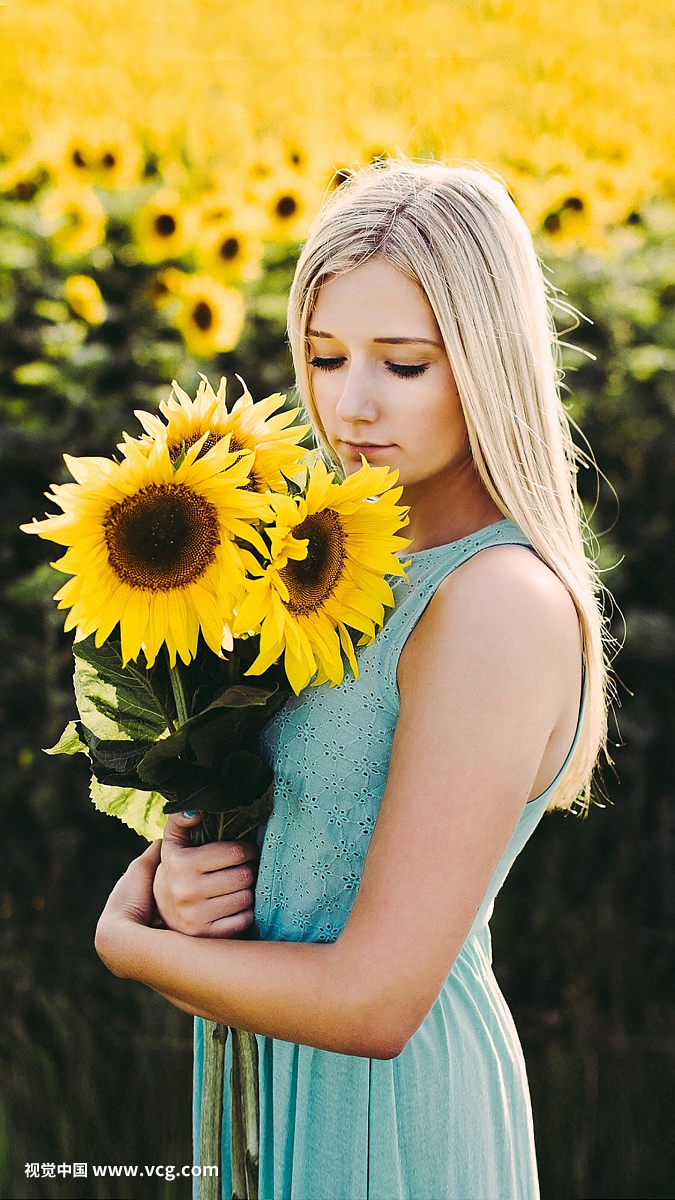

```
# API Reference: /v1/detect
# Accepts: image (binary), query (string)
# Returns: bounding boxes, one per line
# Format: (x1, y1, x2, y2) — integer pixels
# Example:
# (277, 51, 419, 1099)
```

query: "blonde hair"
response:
(287, 157, 618, 813)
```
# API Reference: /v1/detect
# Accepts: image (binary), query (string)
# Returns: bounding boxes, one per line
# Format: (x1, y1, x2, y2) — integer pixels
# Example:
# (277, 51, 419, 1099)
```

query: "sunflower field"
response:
(2, 2, 675, 1198)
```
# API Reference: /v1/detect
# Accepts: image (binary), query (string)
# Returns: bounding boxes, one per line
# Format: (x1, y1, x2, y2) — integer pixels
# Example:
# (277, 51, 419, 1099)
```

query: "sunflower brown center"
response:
(168, 430, 253, 481)
(279, 509, 346, 615)
(103, 483, 219, 590)
(192, 300, 213, 331)
(168, 431, 224, 461)
(219, 236, 240, 260)
(155, 213, 177, 237)
(276, 195, 297, 219)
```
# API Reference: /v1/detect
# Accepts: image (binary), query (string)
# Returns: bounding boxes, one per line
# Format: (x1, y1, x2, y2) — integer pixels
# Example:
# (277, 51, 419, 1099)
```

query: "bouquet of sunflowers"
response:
(21, 374, 409, 1200)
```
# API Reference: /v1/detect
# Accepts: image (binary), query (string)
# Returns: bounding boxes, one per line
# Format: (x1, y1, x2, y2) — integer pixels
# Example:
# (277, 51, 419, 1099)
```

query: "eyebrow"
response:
(307, 328, 442, 348)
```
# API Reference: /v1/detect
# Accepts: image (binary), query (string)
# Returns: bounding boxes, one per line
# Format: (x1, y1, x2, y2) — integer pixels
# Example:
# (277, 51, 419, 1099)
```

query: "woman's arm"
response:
(96, 545, 579, 1059)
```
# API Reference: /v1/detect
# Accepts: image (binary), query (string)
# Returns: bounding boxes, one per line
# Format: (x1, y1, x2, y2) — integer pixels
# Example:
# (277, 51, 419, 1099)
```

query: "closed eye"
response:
(309, 356, 345, 372)
(386, 361, 430, 378)
(309, 357, 430, 378)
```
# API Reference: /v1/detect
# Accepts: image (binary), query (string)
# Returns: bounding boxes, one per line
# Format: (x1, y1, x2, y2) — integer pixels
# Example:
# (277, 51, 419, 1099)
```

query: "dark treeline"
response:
(1, 195, 674, 1199)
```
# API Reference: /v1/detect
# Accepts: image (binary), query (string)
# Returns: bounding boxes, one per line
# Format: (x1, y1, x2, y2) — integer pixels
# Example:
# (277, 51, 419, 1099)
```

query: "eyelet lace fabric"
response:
(193, 518, 589, 1200)
(254, 519, 548, 944)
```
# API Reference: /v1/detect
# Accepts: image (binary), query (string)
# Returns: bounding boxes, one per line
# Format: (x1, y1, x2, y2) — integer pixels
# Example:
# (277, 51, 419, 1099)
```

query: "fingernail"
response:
(182, 810, 199, 819)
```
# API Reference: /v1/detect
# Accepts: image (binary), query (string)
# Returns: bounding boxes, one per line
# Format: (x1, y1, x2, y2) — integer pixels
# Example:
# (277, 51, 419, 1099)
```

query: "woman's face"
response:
(307, 256, 472, 490)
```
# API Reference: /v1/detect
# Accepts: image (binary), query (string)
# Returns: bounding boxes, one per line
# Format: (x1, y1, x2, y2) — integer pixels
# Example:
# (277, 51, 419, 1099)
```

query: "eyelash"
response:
(308, 357, 430, 378)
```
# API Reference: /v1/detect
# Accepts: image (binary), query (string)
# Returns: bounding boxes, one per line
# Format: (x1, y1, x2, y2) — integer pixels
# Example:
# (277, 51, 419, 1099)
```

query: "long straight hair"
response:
(287, 158, 618, 812)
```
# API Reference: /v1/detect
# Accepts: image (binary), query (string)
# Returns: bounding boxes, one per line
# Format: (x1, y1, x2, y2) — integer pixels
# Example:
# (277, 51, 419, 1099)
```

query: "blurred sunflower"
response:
(147, 265, 187, 309)
(59, 127, 142, 190)
(64, 275, 107, 324)
(20, 434, 271, 669)
(194, 185, 265, 282)
(133, 189, 197, 263)
(245, 162, 318, 242)
(0, 149, 49, 202)
(196, 188, 242, 229)
(125, 374, 310, 494)
(540, 187, 593, 244)
(197, 223, 264, 285)
(41, 186, 106, 255)
(259, 171, 315, 242)
(171, 274, 246, 357)
(233, 458, 409, 693)
(245, 140, 287, 188)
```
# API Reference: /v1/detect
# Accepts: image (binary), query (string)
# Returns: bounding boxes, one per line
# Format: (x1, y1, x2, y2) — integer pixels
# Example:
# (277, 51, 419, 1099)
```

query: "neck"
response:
(401, 456, 504, 554)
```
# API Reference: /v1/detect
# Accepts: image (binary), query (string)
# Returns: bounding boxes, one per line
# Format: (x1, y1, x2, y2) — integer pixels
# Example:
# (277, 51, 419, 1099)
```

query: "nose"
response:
(333, 361, 379, 426)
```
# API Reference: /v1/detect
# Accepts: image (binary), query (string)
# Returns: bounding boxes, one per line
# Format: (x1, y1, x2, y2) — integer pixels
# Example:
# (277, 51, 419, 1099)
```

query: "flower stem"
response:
(199, 1021, 227, 1200)
(230, 1029, 259, 1199)
(168, 657, 190, 727)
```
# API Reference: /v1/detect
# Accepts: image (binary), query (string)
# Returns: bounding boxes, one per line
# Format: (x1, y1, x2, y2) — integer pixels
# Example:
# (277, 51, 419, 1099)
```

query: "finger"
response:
(162, 811, 202, 848)
(106, 840, 162, 924)
(163, 858, 256, 911)
(203, 885, 255, 919)
(203, 907, 255, 939)
(201, 861, 256, 898)
(184, 839, 259, 874)
(128, 839, 163, 875)
(186, 888, 255, 931)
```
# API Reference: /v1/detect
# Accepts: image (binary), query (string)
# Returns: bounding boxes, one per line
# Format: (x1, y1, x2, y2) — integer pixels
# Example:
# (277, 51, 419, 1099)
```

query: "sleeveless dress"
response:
(192, 517, 588, 1200)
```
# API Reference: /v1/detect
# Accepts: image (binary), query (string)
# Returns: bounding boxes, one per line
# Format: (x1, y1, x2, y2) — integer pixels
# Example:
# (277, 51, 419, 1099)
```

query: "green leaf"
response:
(136, 682, 284, 786)
(90, 777, 167, 842)
(73, 634, 170, 742)
(216, 786, 274, 839)
(136, 726, 190, 778)
(44, 721, 90, 757)
(208, 684, 280, 709)
(77, 723, 154, 774)
(171, 443, 187, 472)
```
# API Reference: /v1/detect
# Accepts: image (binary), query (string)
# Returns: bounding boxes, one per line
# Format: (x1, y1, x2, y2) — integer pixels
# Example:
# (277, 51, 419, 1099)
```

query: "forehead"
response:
(310, 257, 439, 337)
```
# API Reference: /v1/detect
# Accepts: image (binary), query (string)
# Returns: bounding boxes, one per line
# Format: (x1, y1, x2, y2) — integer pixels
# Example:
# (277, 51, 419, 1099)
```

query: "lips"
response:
(344, 442, 393, 453)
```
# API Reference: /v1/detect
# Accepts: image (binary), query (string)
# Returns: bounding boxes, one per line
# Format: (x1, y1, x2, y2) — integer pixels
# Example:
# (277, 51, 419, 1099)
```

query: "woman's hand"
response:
(95, 838, 162, 976)
(152, 813, 258, 938)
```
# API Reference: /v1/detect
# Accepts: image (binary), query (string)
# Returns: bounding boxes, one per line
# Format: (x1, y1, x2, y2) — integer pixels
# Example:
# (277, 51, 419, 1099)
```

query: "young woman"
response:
(95, 159, 615, 1200)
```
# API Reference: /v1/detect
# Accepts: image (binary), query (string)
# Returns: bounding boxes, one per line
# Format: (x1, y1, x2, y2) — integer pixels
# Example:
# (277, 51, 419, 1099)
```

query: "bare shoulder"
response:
(448, 542, 579, 642)
(398, 543, 582, 736)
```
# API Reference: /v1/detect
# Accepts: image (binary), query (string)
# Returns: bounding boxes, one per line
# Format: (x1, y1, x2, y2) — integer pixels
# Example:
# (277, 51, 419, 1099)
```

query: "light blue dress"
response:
(193, 518, 587, 1200)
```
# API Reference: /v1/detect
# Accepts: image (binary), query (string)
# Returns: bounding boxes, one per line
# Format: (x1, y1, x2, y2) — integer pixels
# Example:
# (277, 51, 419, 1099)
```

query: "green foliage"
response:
(1, 188, 675, 1199)
(89, 777, 168, 843)
(72, 635, 172, 742)
(49, 629, 289, 834)
(135, 680, 284, 816)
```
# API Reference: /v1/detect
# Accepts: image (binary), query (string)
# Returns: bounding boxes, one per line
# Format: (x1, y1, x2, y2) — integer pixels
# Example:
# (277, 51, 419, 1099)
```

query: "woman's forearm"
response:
(96, 919, 397, 1058)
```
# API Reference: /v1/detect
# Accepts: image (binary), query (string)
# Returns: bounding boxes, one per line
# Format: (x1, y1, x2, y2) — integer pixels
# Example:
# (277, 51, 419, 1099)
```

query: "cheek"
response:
(310, 373, 338, 428)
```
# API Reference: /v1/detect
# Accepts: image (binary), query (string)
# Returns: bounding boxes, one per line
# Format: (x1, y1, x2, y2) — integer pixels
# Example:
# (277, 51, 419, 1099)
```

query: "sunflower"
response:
(245, 159, 318, 243)
(171, 273, 245, 357)
(133, 189, 197, 264)
(126, 374, 310, 494)
(64, 274, 107, 324)
(147, 266, 188, 309)
(59, 128, 142, 190)
(196, 222, 265, 285)
(0, 149, 49, 202)
(41, 186, 106, 255)
(232, 457, 410, 694)
(20, 434, 272, 669)
(259, 171, 313, 242)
